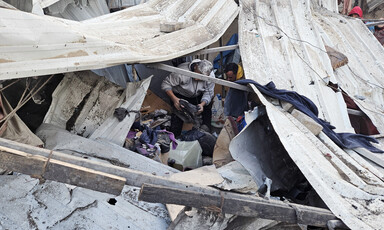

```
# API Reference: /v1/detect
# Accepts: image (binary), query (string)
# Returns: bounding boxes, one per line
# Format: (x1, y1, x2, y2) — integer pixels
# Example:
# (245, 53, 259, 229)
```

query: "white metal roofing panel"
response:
(0, 0, 238, 80)
(239, 0, 353, 132)
(239, 0, 384, 229)
(313, 10, 384, 133)
(47, 0, 110, 21)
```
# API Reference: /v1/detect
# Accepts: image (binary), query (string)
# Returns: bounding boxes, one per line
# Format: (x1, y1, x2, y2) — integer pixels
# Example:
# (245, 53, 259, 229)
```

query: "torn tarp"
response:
(225, 79, 383, 153)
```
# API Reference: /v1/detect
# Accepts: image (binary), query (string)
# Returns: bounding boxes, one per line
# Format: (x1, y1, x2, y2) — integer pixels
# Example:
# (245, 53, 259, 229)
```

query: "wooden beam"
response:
(138, 183, 340, 227)
(147, 63, 253, 92)
(0, 149, 126, 195)
(0, 138, 191, 191)
(188, 45, 239, 56)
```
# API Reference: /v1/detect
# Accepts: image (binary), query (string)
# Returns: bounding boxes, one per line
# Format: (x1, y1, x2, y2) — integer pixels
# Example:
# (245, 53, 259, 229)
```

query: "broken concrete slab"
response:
(43, 71, 126, 138)
(0, 174, 170, 229)
(214, 161, 258, 194)
(90, 77, 151, 146)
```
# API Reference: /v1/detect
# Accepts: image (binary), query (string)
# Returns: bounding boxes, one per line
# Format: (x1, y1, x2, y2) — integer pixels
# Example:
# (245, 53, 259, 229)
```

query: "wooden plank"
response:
(138, 183, 339, 227)
(141, 89, 171, 114)
(0, 149, 126, 195)
(188, 45, 239, 56)
(147, 63, 253, 92)
(0, 137, 186, 190)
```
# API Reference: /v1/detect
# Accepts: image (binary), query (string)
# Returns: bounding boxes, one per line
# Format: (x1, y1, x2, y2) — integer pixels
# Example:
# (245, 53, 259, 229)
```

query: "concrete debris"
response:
(0, 175, 170, 229)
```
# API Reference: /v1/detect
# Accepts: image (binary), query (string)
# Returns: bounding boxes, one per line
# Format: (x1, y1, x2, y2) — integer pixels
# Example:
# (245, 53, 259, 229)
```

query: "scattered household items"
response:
(114, 107, 139, 121)
(180, 129, 216, 157)
(172, 99, 199, 124)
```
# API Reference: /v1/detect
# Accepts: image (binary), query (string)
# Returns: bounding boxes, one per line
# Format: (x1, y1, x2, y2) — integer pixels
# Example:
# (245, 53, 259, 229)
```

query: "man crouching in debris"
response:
(161, 59, 215, 137)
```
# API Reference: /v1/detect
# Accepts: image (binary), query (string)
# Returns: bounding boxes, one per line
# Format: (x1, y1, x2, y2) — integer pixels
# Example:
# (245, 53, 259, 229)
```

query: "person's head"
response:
(348, 6, 363, 18)
(224, 63, 239, 82)
(375, 18, 384, 31)
(190, 59, 213, 78)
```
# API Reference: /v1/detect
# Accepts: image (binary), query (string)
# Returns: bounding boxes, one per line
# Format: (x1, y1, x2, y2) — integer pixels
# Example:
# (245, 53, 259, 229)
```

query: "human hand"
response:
(173, 97, 182, 111)
(197, 103, 204, 114)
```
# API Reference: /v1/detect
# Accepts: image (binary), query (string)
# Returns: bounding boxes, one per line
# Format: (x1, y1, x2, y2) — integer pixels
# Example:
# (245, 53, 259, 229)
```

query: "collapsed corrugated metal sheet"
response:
(367, 0, 383, 13)
(313, 10, 384, 134)
(311, 0, 338, 13)
(46, 0, 110, 21)
(239, 0, 353, 133)
(239, 0, 384, 229)
(0, 0, 238, 80)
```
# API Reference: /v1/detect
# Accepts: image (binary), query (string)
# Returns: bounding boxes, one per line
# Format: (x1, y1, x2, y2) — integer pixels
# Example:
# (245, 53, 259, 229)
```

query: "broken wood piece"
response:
(148, 63, 253, 92)
(0, 149, 126, 195)
(280, 101, 294, 113)
(160, 22, 183, 33)
(291, 109, 323, 136)
(325, 45, 348, 70)
(0, 137, 182, 190)
(139, 183, 340, 227)
(141, 89, 171, 114)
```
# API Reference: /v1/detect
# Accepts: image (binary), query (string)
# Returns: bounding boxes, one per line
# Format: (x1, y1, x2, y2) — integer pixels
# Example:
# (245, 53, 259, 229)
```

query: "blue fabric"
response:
(225, 79, 383, 153)
(139, 126, 159, 146)
(224, 88, 248, 117)
(213, 34, 238, 69)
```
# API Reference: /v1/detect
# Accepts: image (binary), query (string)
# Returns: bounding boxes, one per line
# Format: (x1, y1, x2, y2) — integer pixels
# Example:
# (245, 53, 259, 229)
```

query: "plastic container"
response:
(168, 140, 202, 170)
(211, 94, 226, 128)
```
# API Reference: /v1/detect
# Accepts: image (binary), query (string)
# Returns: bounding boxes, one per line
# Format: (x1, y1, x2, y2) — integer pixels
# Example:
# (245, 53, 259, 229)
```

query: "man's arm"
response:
(162, 73, 183, 110)
(166, 89, 182, 111)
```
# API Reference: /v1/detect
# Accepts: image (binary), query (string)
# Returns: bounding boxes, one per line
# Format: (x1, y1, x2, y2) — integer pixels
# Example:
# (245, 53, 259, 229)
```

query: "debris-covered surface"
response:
(0, 0, 239, 79)
(1, 0, 384, 229)
(239, 0, 384, 229)
(0, 174, 171, 229)
(36, 123, 178, 176)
